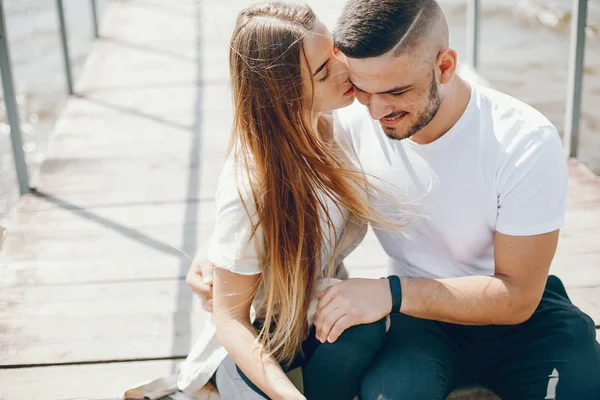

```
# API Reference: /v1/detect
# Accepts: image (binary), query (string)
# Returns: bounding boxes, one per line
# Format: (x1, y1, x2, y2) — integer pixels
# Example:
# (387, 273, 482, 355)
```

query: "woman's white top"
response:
(177, 117, 368, 396)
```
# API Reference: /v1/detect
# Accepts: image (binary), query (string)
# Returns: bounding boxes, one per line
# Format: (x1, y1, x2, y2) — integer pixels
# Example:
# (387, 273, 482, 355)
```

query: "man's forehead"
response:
(346, 54, 419, 91)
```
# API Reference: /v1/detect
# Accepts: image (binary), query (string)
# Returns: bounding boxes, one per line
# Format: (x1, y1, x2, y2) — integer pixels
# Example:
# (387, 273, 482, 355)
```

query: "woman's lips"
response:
(343, 86, 355, 96)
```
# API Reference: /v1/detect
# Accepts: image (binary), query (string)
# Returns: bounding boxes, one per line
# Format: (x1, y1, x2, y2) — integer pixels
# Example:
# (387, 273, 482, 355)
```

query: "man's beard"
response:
(382, 72, 443, 141)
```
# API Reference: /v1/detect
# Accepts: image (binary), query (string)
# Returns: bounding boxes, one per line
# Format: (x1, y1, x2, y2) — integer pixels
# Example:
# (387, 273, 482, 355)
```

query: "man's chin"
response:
(381, 124, 411, 141)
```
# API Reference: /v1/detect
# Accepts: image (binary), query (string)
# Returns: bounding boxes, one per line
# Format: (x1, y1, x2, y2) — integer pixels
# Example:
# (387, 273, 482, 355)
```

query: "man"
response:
(188, 0, 600, 398)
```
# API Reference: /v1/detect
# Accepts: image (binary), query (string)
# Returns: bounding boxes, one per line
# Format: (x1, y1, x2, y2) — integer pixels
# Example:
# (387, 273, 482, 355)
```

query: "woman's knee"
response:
(215, 356, 269, 400)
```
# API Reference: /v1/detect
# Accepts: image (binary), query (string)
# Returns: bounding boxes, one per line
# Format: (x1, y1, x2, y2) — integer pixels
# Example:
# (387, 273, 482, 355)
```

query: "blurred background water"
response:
(1, 0, 599, 241)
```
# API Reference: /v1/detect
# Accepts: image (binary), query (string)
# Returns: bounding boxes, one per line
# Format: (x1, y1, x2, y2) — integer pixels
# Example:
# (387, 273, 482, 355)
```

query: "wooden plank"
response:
(0, 280, 203, 319)
(0, 360, 179, 400)
(1, 259, 192, 287)
(9, 353, 600, 400)
(568, 287, 600, 324)
(0, 310, 209, 366)
(17, 94, 231, 211)
(0, 0, 216, 368)
(0, 215, 381, 288)
(0, 202, 216, 265)
(550, 253, 600, 288)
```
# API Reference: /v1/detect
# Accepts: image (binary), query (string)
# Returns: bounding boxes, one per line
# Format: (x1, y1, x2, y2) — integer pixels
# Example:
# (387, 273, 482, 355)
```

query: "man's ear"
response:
(436, 47, 458, 84)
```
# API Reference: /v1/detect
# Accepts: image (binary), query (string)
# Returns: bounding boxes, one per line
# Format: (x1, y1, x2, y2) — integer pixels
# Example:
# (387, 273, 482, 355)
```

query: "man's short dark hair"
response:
(335, 0, 443, 58)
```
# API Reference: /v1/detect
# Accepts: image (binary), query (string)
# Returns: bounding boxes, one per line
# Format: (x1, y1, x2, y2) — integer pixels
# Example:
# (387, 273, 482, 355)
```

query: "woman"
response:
(178, 2, 402, 399)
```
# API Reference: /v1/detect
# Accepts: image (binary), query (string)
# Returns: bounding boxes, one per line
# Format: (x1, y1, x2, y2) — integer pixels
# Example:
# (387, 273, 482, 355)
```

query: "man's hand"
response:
(186, 255, 214, 312)
(314, 278, 391, 343)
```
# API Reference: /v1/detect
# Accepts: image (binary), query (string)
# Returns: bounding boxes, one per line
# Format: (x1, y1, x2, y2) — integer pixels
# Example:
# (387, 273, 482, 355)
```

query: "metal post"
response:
(55, 0, 74, 95)
(90, 0, 99, 38)
(0, 1, 30, 195)
(564, 0, 588, 158)
(466, 0, 480, 70)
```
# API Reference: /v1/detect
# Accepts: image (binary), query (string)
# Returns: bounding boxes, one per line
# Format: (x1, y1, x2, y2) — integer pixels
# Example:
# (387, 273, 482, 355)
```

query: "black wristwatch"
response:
(386, 275, 402, 314)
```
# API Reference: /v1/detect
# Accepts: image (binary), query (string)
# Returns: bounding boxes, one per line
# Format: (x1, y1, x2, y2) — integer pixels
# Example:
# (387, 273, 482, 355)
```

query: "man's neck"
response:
(410, 76, 472, 145)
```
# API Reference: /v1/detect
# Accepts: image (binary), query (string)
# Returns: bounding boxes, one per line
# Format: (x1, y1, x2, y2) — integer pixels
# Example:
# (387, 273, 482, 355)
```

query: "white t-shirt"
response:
(335, 84, 568, 279)
(208, 157, 349, 275)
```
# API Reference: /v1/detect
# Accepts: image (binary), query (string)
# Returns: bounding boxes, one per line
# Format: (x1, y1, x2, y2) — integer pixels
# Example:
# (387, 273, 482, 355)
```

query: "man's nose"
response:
(367, 95, 394, 121)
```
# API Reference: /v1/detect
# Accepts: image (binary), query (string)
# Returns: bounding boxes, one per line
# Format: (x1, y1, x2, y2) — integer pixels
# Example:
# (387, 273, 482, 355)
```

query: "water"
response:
(1, 0, 599, 239)
(441, 0, 600, 173)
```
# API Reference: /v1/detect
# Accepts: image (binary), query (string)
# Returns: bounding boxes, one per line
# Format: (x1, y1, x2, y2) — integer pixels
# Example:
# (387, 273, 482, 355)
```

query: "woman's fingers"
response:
(327, 315, 351, 343)
(314, 285, 339, 340)
(315, 301, 345, 343)
(315, 283, 339, 318)
(186, 259, 215, 313)
(186, 266, 211, 296)
(200, 260, 214, 285)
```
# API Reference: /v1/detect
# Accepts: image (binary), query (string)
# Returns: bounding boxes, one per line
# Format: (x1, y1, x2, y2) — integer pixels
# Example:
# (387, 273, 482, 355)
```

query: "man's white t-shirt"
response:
(335, 84, 569, 279)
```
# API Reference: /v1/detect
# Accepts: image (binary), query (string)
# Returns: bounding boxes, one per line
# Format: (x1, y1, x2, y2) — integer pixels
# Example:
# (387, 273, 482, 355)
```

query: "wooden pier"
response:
(0, 1, 598, 399)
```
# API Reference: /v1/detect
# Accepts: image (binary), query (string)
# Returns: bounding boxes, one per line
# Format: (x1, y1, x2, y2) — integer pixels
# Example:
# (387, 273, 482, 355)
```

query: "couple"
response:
(178, 0, 600, 399)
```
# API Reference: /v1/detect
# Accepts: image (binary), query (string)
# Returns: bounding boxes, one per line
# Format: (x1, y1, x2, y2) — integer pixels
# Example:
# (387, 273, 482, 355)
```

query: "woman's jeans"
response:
(214, 318, 387, 400)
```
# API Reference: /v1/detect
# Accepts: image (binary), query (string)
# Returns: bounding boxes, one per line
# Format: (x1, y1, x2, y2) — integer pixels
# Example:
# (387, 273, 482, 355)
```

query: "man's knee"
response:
(360, 365, 449, 400)
(557, 380, 600, 399)
(555, 348, 600, 399)
(525, 341, 600, 400)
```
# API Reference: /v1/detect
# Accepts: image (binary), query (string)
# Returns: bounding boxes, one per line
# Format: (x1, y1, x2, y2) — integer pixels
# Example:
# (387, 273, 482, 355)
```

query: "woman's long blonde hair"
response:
(228, 1, 400, 366)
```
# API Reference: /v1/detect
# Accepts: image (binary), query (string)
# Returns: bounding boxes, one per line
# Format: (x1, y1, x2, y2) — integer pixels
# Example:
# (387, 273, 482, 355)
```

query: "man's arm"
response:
(315, 230, 559, 343)
(399, 230, 559, 325)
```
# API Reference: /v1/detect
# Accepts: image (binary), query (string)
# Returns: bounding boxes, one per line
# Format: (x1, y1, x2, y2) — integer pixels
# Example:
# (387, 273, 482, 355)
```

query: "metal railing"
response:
(563, 0, 588, 158)
(0, 1, 28, 195)
(467, 0, 481, 70)
(0, 0, 592, 198)
(467, 0, 588, 159)
(1, 0, 101, 195)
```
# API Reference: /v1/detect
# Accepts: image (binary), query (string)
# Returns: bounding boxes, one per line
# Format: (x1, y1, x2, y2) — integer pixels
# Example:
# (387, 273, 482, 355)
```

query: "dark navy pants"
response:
(215, 276, 600, 399)
(360, 275, 600, 400)
(215, 317, 387, 400)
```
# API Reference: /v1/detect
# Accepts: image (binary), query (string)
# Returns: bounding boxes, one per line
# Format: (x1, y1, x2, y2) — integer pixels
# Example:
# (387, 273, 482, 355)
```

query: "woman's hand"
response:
(314, 278, 392, 343)
(185, 252, 215, 312)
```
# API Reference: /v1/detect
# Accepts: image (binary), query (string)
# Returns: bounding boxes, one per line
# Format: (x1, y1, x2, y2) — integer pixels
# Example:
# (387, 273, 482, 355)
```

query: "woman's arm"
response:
(213, 267, 305, 400)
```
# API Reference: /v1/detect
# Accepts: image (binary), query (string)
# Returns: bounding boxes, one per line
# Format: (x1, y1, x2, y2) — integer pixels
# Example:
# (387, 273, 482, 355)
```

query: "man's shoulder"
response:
(475, 86, 565, 188)
(476, 85, 554, 130)
(474, 85, 558, 147)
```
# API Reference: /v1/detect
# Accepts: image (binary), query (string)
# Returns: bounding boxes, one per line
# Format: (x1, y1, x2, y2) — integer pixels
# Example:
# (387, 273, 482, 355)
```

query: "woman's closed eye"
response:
(319, 69, 330, 82)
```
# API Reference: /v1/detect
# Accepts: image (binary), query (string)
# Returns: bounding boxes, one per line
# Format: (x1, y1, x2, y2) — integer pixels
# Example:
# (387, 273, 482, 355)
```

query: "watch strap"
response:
(387, 275, 402, 314)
